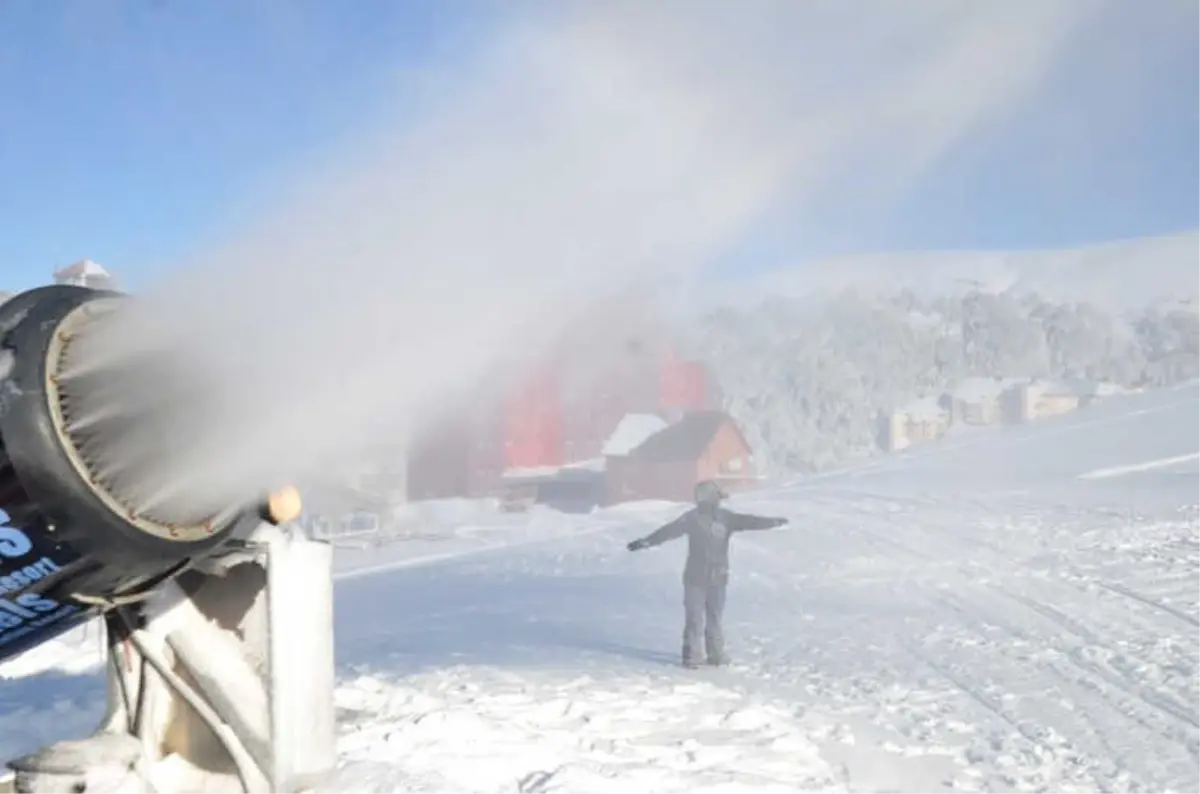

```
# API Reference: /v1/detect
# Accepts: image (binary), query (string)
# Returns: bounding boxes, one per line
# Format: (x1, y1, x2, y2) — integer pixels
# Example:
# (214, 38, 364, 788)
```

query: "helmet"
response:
(694, 480, 727, 506)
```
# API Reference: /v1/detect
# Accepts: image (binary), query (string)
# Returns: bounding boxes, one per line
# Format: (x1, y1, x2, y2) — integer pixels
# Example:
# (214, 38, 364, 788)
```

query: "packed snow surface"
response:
(1, 384, 1196, 792)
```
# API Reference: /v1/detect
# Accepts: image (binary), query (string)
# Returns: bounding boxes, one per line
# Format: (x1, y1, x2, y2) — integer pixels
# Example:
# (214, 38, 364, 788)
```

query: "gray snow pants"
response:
(683, 583, 727, 665)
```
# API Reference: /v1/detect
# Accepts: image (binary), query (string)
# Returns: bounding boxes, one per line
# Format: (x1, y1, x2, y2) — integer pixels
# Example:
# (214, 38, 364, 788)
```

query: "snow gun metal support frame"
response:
(0, 285, 336, 792)
(5, 518, 336, 794)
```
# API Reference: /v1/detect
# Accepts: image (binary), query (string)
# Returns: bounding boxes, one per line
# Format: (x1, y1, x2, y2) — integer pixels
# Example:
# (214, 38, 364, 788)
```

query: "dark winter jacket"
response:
(635, 507, 786, 587)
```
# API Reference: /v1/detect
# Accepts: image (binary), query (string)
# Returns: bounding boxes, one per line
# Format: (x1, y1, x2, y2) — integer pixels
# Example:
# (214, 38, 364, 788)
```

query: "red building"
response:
(406, 327, 715, 501)
(504, 363, 564, 470)
(659, 347, 711, 417)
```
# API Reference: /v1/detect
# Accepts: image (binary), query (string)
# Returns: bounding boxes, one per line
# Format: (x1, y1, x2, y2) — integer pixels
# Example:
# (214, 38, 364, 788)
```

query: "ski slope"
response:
(1, 384, 1197, 792)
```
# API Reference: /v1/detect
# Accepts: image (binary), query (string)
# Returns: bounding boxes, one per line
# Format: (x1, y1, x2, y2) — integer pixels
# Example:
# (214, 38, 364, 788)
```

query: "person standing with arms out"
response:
(627, 480, 788, 668)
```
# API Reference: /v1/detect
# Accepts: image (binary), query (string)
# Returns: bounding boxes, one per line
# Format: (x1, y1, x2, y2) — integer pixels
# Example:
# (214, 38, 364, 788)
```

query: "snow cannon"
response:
(0, 284, 277, 661)
(0, 285, 335, 793)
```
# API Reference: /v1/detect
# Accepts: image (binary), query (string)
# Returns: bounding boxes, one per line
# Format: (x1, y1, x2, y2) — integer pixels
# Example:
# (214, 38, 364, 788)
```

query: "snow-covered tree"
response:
(690, 286, 1197, 474)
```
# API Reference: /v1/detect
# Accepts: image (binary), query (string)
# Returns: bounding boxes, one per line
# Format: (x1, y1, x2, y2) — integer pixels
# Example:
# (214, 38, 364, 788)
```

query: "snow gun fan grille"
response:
(44, 297, 227, 542)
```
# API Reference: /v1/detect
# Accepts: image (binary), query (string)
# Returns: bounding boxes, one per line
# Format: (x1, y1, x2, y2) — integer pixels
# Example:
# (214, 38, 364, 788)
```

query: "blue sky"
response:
(0, 0, 500, 290)
(1, 0, 1196, 292)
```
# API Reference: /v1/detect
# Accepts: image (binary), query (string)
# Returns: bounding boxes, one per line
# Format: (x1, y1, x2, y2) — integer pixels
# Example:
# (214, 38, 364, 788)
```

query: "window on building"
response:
(721, 457, 745, 474)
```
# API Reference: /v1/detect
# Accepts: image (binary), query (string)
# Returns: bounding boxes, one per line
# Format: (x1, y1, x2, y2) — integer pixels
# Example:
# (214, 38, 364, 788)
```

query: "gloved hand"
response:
(627, 538, 648, 552)
(771, 518, 788, 529)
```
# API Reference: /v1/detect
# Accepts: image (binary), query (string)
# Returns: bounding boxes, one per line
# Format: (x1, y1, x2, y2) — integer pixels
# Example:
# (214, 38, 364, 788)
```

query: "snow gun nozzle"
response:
(259, 485, 303, 526)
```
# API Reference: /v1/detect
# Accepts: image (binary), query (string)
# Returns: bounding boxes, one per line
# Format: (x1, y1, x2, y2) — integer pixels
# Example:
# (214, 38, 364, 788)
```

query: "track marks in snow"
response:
(726, 488, 1199, 792)
(325, 485, 1197, 792)
(1092, 581, 1199, 628)
(919, 587, 1196, 791)
(1078, 452, 1200, 481)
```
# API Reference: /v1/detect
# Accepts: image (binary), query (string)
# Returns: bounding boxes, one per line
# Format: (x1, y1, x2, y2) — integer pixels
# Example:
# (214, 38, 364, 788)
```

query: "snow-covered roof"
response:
(952, 377, 1004, 402)
(602, 413, 669, 457)
(900, 395, 946, 421)
(502, 457, 606, 482)
(626, 411, 746, 463)
(1090, 381, 1124, 397)
(1028, 379, 1085, 397)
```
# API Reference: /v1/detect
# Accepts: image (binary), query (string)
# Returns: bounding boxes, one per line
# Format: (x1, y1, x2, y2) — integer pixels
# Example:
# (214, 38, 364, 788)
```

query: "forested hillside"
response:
(689, 288, 1198, 473)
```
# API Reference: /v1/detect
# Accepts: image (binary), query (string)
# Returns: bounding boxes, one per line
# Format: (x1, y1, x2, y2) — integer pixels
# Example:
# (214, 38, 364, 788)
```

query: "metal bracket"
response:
(5, 525, 336, 793)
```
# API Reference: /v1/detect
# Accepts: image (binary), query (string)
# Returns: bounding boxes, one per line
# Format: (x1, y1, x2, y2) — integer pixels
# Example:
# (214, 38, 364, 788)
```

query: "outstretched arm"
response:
(725, 511, 788, 532)
(627, 513, 689, 551)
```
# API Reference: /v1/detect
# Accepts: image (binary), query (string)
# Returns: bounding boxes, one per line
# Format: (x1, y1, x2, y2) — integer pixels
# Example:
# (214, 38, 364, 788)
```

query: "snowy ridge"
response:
(727, 230, 1199, 314)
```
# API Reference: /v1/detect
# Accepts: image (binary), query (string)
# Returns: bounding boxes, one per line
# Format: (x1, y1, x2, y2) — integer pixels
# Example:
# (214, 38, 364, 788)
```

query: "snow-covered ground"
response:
(1, 384, 1196, 792)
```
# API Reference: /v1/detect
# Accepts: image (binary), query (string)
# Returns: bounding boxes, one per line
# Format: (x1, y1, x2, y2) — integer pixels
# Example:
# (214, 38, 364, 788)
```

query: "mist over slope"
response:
(684, 232, 1199, 473)
(76, 1, 1100, 520)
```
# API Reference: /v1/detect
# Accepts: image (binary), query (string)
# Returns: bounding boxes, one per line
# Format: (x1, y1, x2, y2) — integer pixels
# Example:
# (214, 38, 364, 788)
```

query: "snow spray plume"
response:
(68, 1, 1092, 520)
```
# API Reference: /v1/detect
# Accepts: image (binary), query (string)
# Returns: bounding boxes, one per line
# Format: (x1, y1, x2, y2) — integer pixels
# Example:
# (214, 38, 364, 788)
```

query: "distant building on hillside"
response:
(1009, 378, 1124, 421)
(54, 259, 116, 290)
(883, 396, 950, 452)
(948, 377, 1005, 426)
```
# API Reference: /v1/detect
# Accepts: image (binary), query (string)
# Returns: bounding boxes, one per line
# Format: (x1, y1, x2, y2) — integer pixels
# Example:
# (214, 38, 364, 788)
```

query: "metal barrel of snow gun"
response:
(0, 284, 301, 663)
